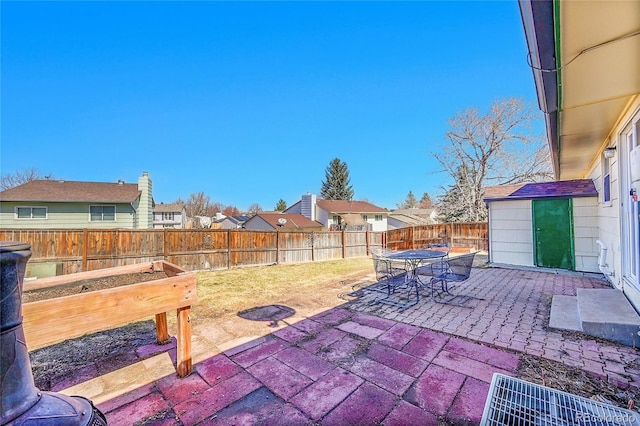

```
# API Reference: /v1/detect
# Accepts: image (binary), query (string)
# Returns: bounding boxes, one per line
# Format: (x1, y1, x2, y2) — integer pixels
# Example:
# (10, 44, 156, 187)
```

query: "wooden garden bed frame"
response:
(22, 260, 197, 377)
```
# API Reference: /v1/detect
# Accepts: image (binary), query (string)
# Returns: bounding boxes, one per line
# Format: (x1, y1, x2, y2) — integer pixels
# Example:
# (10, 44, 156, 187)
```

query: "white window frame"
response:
(363, 215, 368, 221)
(15, 206, 48, 220)
(375, 215, 383, 221)
(89, 205, 116, 222)
(162, 212, 175, 221)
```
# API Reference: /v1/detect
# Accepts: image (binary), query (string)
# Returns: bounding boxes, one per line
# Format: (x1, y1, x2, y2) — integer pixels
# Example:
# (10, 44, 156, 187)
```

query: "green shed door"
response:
(532, 198, 574, 270)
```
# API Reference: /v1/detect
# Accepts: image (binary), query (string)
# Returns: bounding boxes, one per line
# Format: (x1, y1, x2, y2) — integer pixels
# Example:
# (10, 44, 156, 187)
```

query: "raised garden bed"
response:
(22, 260, 197, 377)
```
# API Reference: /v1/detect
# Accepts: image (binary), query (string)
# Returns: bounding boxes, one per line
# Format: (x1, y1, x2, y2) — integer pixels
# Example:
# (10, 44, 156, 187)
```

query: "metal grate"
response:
(481, 374, 640, 426)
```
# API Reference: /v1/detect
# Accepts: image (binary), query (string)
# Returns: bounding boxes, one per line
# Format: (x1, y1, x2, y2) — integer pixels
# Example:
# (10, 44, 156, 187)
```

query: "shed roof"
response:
(484, 179, 598, 202)
(0, 180, 141, 203)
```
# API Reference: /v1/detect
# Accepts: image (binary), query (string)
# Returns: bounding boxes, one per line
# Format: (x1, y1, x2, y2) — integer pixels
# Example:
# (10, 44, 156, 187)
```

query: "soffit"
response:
(557, 0, 640, 179)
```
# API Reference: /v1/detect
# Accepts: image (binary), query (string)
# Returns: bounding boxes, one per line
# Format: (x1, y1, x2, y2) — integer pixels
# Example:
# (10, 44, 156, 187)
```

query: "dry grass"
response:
(193, 257, 373, 319)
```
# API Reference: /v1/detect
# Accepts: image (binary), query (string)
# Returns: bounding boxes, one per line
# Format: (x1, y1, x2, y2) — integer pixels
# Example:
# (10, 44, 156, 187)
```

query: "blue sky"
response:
(1, 1, 539, 211)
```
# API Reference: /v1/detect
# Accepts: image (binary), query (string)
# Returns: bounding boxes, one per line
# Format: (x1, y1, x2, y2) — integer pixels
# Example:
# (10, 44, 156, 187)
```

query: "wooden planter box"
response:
(22, 260, 197, 377)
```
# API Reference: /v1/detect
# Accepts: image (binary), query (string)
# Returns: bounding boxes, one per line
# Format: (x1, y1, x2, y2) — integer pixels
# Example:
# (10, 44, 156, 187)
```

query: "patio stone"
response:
(274, 346, 334, 380)
(337, 320, 385, 339)
(367, 342, 429, 377)
(97, 382, 155, 414)
(313, 307, 353, 325)
(136, 337, 177, 360)
(321, 382, 396, 426)
(448, 377, 491, 424)
(50, 363, 99, 391)
(157, 369, 210, 405)
(210, 387, 312, 426)
(443, 336, 520, 372)
(344, 355, 414, 396)
(290, 367, 364, 420)
(403, 328, 450, 362)
(320, 335, 367, 363)
(378, 322, 422, 350)
(195, 353, 243, 386)
(432, 350, 513, 383)
(174, 372, 262, 425)
(273, 326, 308, 343)
(351, 312, 397, 330)
(298, 327, 348, 353)
(230, 336, 289, 368)
(290, 318, 327, 334)
(383, 400, 440, 426)
(406, 364, 466, 416)
(246, 357, 313, 401)
(105, 392, 170, 426)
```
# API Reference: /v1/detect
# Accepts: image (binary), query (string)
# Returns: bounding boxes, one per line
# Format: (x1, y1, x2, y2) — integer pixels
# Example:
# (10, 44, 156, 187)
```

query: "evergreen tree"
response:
(320, 158, 354, 200)
(419, 192, 433, 209)
(437, 164, 487, 222)
(397, 191, 418, 209)
(274, 199, 287, 211)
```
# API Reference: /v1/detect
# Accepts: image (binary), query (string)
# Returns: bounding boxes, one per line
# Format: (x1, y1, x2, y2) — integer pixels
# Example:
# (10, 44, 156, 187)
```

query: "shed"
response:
(484, 179, 599, 272)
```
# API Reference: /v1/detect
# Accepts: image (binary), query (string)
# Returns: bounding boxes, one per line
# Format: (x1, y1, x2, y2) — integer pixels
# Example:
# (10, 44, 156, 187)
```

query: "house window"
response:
(602, 152, 611, 204)
(15, 206, 47, 219)
(162, 212, 175, 221)
(363, 215, 368, 221)
(333, 215, 339, 224)
(90, 205, 116, 221)
(375, 215, 383, 221)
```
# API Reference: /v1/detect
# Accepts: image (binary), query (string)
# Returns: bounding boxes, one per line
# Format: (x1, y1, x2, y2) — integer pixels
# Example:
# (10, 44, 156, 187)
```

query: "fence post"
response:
(341, 230, 346, 259)
(82, 229, 88, 271)
(448, 223, 454, 248)
(276, 230, 280, 264)
(163, 228, 169, 261)
(365, 230, 370, 255)
(227, 229, 231, 269)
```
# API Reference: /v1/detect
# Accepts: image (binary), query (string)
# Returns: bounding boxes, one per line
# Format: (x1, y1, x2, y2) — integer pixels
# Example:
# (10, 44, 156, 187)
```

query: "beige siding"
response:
(489, 200, 534, 266)
(572, 196, 600, 273)
(0, 202, 136, 229)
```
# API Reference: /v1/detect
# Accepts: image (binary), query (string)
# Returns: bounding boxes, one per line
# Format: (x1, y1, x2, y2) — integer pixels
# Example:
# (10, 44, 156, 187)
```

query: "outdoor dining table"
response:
(377, 249, 448, 309)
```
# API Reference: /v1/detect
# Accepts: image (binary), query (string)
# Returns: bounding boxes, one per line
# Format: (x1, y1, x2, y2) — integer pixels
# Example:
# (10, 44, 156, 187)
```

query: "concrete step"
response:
(549, 288, 640, 347)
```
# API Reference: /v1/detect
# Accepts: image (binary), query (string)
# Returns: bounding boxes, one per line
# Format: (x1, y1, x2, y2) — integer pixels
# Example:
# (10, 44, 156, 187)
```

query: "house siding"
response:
(587, 98, 640, 310)
(0, 202, 136, 229)
(489, 200, 534, 267)
(572, 196, 600, 273)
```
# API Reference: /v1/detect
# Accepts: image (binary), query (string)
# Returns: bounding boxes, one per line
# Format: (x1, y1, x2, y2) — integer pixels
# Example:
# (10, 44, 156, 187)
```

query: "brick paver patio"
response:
(59, 265, 640, 425)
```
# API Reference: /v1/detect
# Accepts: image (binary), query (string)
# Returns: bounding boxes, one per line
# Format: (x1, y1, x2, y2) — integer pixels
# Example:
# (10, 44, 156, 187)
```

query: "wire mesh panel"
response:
(481, 374, 640, 426)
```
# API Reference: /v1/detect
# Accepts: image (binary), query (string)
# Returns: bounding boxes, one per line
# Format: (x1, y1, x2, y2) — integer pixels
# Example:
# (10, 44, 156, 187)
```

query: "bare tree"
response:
(184, 192, 216, 218)
(247, 203, 263, 214)
(434, 98, 552, 222)
(223, 205, 241, 216)
(1, 167, 55, 190)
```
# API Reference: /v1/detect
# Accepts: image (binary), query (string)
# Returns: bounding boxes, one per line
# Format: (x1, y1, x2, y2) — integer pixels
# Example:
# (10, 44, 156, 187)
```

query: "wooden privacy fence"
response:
(0, 223, 487, 274)
(0, 228, 385, 274)
(385, 222, 488, 252)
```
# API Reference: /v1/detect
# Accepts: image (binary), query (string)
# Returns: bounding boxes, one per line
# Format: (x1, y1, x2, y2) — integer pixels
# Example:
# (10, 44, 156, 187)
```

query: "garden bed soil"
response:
(23, 271, 169, 303)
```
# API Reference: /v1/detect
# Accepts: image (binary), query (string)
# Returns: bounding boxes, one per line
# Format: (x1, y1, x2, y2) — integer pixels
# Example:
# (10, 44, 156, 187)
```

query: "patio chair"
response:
(415, 243, 450, 279)
(368, 253, 408, 295)
(429, 252, 481, 307)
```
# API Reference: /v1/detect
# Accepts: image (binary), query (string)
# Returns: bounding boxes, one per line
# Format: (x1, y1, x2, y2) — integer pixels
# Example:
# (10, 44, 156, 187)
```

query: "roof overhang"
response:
(518, 0, 640, 179)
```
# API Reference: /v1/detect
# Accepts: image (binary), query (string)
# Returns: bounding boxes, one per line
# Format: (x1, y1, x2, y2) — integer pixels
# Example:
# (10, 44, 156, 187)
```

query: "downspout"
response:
(595, 239, 615, 285)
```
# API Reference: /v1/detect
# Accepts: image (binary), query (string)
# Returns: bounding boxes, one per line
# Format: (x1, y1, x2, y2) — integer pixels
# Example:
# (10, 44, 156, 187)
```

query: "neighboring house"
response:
(217, 215, 251, 229)
(0, 172, 154, 229)
(518, 1, 640, 308)
(242, 212, 323, 232)
(387, 208, 439, 230)
(285, 194, 388, 231)
(153, 202, 186, 229)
